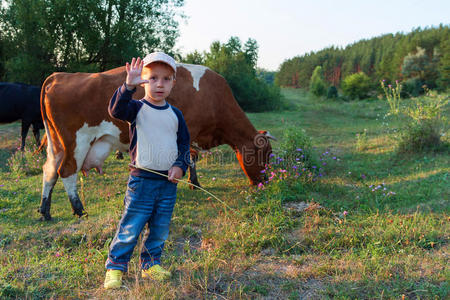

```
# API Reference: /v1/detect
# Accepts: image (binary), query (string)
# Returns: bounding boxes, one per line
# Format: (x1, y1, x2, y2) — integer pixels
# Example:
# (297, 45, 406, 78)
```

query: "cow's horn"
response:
(264, 131, 277, 141)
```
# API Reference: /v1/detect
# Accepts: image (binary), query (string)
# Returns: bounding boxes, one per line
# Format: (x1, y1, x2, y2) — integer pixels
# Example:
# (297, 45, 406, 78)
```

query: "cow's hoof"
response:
(37, 208, 52, 221)
(73, 209, 88, 219)
(39, 214, 52, 221)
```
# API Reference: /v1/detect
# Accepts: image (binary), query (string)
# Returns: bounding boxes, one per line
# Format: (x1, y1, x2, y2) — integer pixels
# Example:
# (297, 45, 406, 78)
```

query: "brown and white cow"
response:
(39, 64, 275, 220)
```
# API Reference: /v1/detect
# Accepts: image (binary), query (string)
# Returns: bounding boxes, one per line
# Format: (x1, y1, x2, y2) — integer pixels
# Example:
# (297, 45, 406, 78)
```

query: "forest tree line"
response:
(276, 25, 450, 95)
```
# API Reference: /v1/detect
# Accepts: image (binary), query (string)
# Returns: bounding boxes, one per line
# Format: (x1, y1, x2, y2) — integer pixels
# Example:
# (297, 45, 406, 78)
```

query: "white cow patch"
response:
(74, 121, 128, 172)
(177, 63, 208, 92)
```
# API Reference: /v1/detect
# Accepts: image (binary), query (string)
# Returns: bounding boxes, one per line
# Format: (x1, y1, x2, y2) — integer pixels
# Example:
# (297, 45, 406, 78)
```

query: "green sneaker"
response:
(142, 264, 171, 281)
(104, 269, 123, 289)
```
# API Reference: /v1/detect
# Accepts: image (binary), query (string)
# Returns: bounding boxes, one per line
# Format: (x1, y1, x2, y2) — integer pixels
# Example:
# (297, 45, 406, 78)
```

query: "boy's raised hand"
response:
(125, 57, 149, 89)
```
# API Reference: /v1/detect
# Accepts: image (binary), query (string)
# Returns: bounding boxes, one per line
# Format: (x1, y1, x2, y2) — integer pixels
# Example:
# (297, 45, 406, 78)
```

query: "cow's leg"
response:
(31, 123, 41, 147)
(61, 173, 86, 218)
(20, 121, 31, 151)
(39, 152, 62, 220)
(188, 152, 201, 190)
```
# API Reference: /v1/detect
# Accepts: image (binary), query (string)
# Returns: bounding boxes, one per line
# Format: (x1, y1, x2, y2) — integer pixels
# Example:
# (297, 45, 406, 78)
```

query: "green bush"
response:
(342, 72, 371, 100)
(309, 66, 327, 97)
(277, 127, 318, 170)
(327, 86, 338, 99)
(398, 91, 449, 152)
(401, 77, 425, 98)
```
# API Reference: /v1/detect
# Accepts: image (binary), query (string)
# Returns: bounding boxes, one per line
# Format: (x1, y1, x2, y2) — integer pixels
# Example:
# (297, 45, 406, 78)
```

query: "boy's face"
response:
(141, 62, 175, 104)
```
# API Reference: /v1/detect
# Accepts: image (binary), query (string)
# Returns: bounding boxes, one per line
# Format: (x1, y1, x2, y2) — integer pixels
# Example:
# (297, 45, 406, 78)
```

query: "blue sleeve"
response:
(108, 83, 141, 123)
(171, 106, 191, 176)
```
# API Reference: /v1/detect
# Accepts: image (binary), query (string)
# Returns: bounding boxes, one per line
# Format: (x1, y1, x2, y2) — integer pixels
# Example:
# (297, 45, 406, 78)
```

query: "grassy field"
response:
(0, 88, 448, 299)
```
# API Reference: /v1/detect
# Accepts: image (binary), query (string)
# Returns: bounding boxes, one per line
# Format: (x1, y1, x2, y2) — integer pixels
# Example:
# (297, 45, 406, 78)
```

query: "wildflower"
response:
(296, 148, 302, 152)
(0, 185, 3, 187)
(361, 174, 366, 179)
(55, 252, 62, 257)
(257, 182, 264, 189)
(322, 162, 326, 166)
(333, 156, 336, 160)
(296, 158, 300, 161)
(348, 171, 351, 174)
(269, 153, 275, 158)
(260, 169, 266, 173)
(343, 211, 348, 216)
(292, 166, 297, 169)
(212, 177, 216, 181)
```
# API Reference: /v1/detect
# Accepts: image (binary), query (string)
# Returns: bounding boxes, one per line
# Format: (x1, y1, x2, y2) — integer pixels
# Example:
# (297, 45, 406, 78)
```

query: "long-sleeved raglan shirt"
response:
(108, 83, 190, 180)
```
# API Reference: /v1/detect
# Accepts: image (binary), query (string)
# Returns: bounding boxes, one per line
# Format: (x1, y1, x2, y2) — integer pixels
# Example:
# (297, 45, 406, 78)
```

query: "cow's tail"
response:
(34, 133, 47, 154)
(35, 74, 56, 155)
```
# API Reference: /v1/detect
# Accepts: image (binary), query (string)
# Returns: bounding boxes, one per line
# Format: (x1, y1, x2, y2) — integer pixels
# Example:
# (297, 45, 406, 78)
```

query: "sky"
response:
(175, 0, 450, 71)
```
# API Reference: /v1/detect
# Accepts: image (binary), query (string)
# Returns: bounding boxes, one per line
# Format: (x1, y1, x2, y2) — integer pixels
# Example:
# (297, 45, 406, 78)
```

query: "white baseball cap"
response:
(143, 52, 177, 74)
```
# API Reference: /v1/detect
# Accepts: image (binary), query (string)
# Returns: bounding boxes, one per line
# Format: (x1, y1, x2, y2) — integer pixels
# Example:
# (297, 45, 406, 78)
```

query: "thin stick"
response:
(128, 164, 232, 211)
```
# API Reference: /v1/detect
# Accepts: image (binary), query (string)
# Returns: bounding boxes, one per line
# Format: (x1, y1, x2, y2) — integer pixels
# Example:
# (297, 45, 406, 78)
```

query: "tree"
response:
(183, 50, 205, 65)
(0, 0, 184, 84)
(402, 46, 439, 88)
(342, 72, 371, 100)
(309, 66, 327, 97)
(203, 37, 281, 111)
(438, 39, 450, 90)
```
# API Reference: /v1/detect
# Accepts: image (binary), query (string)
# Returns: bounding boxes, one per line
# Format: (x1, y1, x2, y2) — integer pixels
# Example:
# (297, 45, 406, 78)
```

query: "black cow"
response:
(0, 82, 43, 150)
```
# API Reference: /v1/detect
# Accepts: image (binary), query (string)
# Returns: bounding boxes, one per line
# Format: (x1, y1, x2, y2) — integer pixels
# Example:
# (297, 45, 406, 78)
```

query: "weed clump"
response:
(7, 144, 45, 176)
(381, 82, 449, 153)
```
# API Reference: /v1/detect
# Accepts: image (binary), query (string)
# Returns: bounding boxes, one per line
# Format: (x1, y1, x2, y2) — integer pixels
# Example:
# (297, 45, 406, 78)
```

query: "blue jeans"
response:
(105, 175, 177, 272)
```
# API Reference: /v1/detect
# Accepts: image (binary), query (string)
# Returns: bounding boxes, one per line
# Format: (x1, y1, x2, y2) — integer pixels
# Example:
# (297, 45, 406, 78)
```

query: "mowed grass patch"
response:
(0, 88, 448, 299)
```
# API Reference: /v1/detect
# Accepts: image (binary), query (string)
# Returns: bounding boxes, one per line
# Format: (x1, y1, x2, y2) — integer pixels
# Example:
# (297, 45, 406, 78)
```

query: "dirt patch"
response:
(238, 257, 327, 299)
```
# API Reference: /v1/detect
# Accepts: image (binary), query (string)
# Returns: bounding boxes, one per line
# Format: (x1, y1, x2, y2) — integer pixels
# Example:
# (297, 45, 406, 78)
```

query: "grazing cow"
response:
(39, 64, 275, 220)
(0, 82, 44, 150)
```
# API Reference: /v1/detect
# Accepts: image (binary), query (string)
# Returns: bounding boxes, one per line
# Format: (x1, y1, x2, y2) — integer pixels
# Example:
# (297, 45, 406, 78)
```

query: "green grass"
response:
(0, 88, 448, 299)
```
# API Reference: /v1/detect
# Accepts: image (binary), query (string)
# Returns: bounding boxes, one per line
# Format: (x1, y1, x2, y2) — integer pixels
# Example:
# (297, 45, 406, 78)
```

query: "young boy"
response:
(104, 52, 190, 289)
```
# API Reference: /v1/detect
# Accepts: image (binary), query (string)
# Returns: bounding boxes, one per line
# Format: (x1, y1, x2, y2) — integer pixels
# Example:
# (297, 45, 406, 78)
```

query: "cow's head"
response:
(235, 130, 277, 185)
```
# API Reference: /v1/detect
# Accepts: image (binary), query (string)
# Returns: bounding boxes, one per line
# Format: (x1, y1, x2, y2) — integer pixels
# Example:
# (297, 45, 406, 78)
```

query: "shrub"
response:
(277, 127, 317, 169)
(398, 91, 449, 152)
(401, 77, 425, 98)
(342, 72, 371, 100)
(309, 66, 327, 97)
(327, 85, 338, 99)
